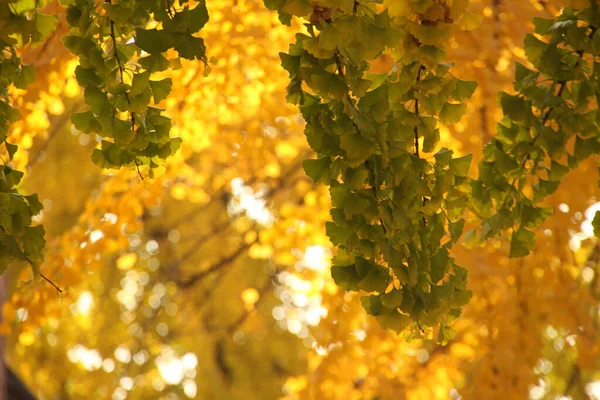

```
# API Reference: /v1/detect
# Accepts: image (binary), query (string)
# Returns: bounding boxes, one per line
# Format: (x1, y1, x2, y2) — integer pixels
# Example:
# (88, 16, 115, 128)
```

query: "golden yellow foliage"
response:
(1, 1, 600, 400)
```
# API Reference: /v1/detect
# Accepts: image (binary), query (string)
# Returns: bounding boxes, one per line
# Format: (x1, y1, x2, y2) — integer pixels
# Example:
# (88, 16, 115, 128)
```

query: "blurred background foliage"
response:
(3, 0, 600, 399)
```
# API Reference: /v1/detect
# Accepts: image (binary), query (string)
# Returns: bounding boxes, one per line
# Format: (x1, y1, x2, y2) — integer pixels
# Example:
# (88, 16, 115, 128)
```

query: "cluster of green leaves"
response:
(470, 6, 600, 257)
(269, 0, 477, 340)
(62, 0, 209, 171)
(0, 0, 56, 275)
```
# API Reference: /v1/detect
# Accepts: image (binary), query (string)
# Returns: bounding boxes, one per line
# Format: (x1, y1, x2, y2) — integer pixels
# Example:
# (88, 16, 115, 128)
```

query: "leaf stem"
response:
(40, 272, 63, 293)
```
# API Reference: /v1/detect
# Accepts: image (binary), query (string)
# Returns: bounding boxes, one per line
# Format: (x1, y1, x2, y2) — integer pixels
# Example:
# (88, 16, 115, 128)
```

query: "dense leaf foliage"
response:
(4, 1, 600, 399)
(62, 0, 208, 170)
(0, 1, 52, 276)
(267, 0, 478, 339)
(471, 6, 600, 257)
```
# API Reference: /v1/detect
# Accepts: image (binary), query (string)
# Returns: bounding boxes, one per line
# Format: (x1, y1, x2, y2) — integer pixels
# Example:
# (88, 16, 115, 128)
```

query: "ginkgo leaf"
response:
(452, 79, 477, 102)
(72, 111, 101, 134)
(376, 311, 411, 333)
(282, 0, 312, 16)
(459, 11, 482, 30)
(149, 78, 173, 103)
(437, 323, 456, 344)
(139, 54, 170, 73)
(303, 157, 331, 184)
(449, 154, 472, 177)
(135, 28, 173, 54)
(381, 289, 404, 309)
(510, 227, 536, 258)
(440, 103, 467, 124)
(24, 194, 43, 216)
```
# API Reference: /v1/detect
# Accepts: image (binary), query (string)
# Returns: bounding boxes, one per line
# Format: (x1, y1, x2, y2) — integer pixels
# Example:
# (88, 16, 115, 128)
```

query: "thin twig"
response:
(178, 238, 258, 288)
(40, 272, 63, 293)
(133, 158, 144, 180)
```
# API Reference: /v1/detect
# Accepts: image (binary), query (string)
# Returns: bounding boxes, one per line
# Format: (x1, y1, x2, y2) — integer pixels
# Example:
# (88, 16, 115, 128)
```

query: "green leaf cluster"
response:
(471, 7, 600, 257)
(62, 0, 208, 170)
(277, 0, 476, 339)
(0, 4, 54, 275)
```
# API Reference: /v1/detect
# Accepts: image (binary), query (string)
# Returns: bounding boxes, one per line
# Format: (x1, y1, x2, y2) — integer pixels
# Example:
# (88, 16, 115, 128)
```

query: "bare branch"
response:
(178, 238, 258, 288)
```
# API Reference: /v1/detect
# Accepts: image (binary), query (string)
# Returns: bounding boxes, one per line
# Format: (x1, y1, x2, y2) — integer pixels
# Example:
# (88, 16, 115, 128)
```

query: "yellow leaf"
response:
(384, 0, 412, 17)
(459, 11, 483, 31)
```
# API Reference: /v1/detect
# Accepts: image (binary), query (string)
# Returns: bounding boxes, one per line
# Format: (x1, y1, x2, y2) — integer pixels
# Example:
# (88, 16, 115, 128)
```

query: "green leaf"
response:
(448, 218, 465, 243)
(381, 289, 404, 309)
(514, 62, 539, 91)
(459, 11, 482, 31)
(355, 257, 390, 293)
(509, 227, 535, 258)
(452, 79, 477, 102)
(430, 247, 449, 283)
(130, 71, 150, 97)
(25, 194, 43, 216)
(303, 157, 331, 184)
(449, 154, 472, 177)
(376, 311, 411, 333)
(173, 35, 207, 61)
(499, 92, 530, 122)
(340, 134, 377, 167)
(71, 111, 101, 134)
(326, 221, 353, 246)
(361, 295, 384, 315)
(62, 35, 95, 56)
(522, 206, 552, 229)
(593, 211, 600, 238)
(13, 64, 35, 90)
(9, 0, 36, 15)
(434, 147, 453, 167)
(440, 103, 467, 125)
(418, 45, 447, 66)
(149, 78, 173, 103)
(437, 323, 456, 344)
(5, 142, 17, 161)
(494, 148, 520, 174)
(331, 265, 361, 291)
(139, 54, 170, 73)
(74, 67, 102, 87)
(92, 141, 134, 167)
(282, 0, 312, 16)
(532, 17, 555, 34)
(548, 161, 569, 181)
(84, 86, 111, 117)
(34, 12, 58, 39)
(311, 72, 347, 99)
(452, 289, 473, 307)
(523, 33, 547, 67)
(135, 28, 173, 54)
(23, 225, 45, 260)
(163, 2, 209, 33)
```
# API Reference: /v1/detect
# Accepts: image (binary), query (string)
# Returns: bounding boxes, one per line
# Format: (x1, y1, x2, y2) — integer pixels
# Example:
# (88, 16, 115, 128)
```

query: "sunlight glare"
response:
(302, 245, 330, 271)
(76, 291, 94, 316)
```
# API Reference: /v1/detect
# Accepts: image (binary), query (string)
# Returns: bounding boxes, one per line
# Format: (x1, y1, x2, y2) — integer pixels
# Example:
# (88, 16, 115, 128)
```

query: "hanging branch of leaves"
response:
(469, 5, 600, 257)
(61, 0, 209, 174)
(0, 1, 58, 287)
(267, 0, 478, 341)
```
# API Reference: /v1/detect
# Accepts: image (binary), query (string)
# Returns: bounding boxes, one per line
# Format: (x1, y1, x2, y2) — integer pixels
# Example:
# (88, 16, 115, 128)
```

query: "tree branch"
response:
(178, 238, 258, 288)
